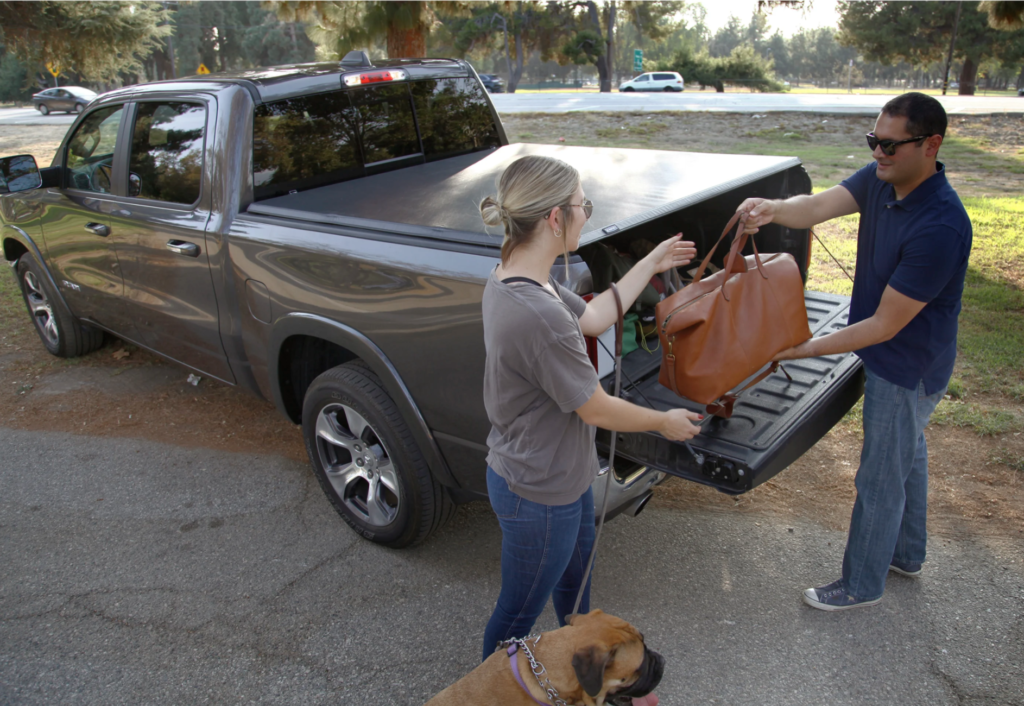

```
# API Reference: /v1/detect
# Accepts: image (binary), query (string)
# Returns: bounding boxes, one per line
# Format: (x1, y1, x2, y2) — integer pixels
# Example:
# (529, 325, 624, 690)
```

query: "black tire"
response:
(15, 257, 104, 358)
(663, 86, 674, 92)
(37, 104, 49, 116)
(302, 362, 455, 548)
(74, 103, 84, 113)
(623, 87, 635, 92)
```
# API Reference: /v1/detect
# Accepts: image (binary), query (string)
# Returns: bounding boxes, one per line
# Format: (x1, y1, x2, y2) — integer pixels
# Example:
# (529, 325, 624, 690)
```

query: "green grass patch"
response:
(0, 265, 25, 333)
(932, 399, 1024, 436)
(989, 448, 1024, 473)
(595, 121, 668, 140)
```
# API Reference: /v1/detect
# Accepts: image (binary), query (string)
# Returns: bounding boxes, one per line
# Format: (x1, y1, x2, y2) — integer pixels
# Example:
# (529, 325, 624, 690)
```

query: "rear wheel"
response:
(16, 257, 104, 357)
(663, 86, 674, 92)
(302, 362, 455, 547)
(37, 104, 49, 115)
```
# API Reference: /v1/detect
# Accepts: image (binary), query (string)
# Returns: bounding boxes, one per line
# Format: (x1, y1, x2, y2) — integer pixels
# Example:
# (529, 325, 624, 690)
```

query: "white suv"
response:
(619, 72, 684, 92)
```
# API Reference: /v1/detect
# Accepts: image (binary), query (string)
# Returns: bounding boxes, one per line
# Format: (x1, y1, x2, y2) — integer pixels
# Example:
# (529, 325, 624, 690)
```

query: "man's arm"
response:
(774, 285, 927, 361)
(737, 185, 859, 233)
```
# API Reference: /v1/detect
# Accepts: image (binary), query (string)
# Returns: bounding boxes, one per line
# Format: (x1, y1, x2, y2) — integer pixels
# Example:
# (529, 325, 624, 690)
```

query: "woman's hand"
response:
(659, 408, 703, 441)
(646, 233, 697, 275)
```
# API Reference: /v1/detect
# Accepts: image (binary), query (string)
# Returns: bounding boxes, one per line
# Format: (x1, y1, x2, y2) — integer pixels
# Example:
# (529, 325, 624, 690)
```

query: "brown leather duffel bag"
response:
(655, 211, 812, 417)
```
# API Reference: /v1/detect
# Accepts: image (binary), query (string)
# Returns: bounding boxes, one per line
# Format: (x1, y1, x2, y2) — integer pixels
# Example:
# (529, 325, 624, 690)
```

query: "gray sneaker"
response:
(802, 579, 882, 611)
(889, 560, 923, 577)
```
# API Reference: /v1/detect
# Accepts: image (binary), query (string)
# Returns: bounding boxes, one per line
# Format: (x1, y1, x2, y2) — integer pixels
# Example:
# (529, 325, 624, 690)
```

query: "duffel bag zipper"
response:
(661, 290, 714, 335)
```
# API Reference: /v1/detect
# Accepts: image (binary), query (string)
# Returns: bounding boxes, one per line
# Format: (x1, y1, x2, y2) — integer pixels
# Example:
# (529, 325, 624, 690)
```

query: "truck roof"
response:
(97, 57, 472, 104)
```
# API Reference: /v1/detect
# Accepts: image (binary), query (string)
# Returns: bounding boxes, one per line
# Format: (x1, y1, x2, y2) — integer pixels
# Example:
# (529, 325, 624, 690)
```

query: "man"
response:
(736, 92, 972, 611)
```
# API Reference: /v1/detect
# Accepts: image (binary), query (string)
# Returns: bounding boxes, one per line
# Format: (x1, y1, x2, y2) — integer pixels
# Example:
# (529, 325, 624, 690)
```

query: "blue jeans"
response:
(482, 467, 595, 661)
(841, 367, 946, 601)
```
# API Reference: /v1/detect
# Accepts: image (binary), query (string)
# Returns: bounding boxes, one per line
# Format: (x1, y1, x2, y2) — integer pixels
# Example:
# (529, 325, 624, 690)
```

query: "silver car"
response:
(31, 86, 98, 115)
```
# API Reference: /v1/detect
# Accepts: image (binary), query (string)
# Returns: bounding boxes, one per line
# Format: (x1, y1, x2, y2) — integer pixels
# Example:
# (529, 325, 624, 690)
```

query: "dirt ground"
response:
(1, 113, 1022, 542)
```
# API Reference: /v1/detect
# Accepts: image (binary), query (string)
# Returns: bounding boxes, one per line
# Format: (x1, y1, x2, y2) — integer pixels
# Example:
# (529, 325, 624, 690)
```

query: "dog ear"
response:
(572, 645, 611, 698)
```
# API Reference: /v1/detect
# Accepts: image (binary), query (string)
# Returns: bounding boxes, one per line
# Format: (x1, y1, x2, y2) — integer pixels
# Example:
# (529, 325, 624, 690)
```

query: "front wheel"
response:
(16, 257, 104, 358)
(302, 363, 455, 547)
(37, 104, 49, 115)
(74, 103, 85, 113)
(622, 87, 635, 92)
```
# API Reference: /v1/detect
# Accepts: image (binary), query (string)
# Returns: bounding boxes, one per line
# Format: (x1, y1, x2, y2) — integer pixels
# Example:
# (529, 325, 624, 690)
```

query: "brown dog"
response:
(425, 610, 664, 706)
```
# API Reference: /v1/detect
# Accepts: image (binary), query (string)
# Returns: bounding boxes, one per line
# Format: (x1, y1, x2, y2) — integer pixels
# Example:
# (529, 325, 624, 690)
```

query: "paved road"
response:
(2, 92, 1023, 128)
(1, 427, 1021, 705)
(0, 108, 77, 126)
(491, 91, 1024, 115)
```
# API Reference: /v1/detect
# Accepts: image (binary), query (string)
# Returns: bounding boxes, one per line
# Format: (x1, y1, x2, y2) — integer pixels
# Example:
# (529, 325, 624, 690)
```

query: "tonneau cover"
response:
(246, 144, 801, 247)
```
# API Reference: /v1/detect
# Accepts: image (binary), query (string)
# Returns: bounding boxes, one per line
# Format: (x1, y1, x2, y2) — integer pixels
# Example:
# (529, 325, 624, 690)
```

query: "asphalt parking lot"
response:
(2, 428, 1022, 705)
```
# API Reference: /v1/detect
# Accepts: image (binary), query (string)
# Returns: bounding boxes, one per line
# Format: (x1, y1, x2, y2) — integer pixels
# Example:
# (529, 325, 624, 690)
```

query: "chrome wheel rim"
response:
(23, 271, 59, 347)
(315, 403, 400, 527)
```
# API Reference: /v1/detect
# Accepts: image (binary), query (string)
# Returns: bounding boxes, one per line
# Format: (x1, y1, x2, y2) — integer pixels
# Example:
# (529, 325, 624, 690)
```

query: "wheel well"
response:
(3, 237, 29, 263)
(278, 335, 358, 423)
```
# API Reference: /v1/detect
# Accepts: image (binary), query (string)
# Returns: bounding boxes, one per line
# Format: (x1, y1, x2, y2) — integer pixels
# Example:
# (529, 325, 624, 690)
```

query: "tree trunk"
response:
(604, 1, 616, 93)
(958, 56, 978, 96)
(511, 31, 524, 92)
(500, 16, 516, 93)
(387, 23, 427, 58)
(584, 1, 611, 93)
(1017, 63, 1024, 91)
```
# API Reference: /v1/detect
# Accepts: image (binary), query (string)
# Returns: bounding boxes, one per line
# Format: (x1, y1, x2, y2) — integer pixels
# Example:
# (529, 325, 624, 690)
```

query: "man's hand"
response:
(735, 198, 777, 235)
(645, 233, 697, 275)
(659, 408, 703, 441)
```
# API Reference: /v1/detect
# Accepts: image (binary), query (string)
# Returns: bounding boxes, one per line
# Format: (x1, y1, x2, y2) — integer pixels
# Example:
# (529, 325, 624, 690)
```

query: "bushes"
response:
(659, 45, 785, 93)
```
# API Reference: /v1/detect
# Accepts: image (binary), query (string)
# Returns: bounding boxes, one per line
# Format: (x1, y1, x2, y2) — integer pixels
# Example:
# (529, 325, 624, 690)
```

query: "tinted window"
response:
(654, 73, 675, 81)
(253, 77, 501, 201)
(253, 90, 361, 200)
(349, 82, 420, 165)
(65, 105, 124, 193)
(411, 77, 501, 162)
(129, 102, 206, 205)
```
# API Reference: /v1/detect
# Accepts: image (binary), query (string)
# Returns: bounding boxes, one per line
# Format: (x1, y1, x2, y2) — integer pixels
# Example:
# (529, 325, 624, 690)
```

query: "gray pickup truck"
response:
(0, 54, 863, 547)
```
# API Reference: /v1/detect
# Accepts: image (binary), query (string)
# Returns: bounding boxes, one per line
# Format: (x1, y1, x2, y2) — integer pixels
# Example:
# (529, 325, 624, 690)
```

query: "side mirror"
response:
(128, 172, 142, 198)
(0, 155, 43, 194)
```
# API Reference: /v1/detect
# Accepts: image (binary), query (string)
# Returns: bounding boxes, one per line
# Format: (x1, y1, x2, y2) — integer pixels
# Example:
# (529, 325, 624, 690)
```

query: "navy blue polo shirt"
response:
(840, 162, 972, 394)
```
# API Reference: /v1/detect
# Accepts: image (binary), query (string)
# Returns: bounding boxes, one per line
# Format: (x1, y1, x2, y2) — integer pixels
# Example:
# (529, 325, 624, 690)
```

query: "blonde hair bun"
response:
(480, 195, 505, 228)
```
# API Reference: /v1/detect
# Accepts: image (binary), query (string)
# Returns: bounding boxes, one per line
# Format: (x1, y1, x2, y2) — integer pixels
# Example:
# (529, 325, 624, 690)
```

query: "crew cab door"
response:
(38, 103, 132, 332)
(107, 98, 234, 383)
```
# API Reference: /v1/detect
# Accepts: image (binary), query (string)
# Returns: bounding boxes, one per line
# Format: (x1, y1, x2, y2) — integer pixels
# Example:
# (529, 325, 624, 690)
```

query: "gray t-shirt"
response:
(482, 268, 601, 505)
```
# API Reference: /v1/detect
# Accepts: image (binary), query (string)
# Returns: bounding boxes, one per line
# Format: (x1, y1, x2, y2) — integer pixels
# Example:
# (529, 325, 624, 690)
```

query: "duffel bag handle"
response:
(690, 212, 769, 288)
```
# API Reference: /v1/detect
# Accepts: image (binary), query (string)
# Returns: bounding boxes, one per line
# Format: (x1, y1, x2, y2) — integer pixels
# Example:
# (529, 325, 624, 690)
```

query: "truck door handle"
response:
(166, 240, 200, 257)
(84, 223, 110, 237)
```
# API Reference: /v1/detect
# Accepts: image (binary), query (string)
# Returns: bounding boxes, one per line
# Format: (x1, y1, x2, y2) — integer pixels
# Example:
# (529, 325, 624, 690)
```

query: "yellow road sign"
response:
(196, 63, 210, 75)
(46, 62, 61, 77)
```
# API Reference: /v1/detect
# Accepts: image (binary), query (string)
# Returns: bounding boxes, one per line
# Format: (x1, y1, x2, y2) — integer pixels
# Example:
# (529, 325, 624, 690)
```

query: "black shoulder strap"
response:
(501, 276, 543, 287)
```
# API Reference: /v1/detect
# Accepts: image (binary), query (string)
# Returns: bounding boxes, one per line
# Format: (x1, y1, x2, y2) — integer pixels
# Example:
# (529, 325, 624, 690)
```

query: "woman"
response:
(479, 155, 703, 666)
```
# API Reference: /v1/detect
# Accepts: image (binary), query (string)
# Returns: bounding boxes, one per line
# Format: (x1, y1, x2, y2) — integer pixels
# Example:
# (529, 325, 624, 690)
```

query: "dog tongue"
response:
(631, 695, 659, 706)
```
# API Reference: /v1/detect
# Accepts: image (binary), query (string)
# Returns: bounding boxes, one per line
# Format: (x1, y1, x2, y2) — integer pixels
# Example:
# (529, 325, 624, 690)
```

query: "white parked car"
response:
(619, 72, 684, 92)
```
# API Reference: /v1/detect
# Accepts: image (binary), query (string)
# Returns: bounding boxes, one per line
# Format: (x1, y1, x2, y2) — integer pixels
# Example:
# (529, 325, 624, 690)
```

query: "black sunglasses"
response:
(865, 132, 932, 156)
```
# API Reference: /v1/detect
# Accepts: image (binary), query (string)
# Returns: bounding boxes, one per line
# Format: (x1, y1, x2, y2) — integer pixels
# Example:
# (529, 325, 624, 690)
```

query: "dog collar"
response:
(507, 642, 558, 706)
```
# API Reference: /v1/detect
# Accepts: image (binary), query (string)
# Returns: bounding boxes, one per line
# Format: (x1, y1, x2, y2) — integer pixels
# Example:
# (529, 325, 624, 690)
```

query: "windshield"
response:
(252, 77, 500, 201)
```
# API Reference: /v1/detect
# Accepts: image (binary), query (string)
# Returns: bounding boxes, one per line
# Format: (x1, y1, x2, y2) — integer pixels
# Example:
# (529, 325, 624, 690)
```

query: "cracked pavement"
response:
(1, 428, 1022, 705)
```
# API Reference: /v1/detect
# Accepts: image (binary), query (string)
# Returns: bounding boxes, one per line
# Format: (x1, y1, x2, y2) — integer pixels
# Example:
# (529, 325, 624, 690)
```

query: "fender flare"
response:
(269, 312, 457, 489)
(2, 224, 73, 313)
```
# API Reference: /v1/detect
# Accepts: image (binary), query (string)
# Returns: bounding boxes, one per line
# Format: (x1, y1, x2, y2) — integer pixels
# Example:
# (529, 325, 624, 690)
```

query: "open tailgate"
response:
(598, 290, 865, 494)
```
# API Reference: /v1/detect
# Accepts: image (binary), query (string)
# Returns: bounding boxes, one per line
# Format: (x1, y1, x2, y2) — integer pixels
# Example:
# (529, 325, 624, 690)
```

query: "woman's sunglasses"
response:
(865, 132, 932, 156)
(570, 198, 594, 219)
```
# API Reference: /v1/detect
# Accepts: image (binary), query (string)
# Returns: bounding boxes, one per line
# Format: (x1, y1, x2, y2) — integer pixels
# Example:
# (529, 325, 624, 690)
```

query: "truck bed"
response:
(598, 291, 864, 494)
